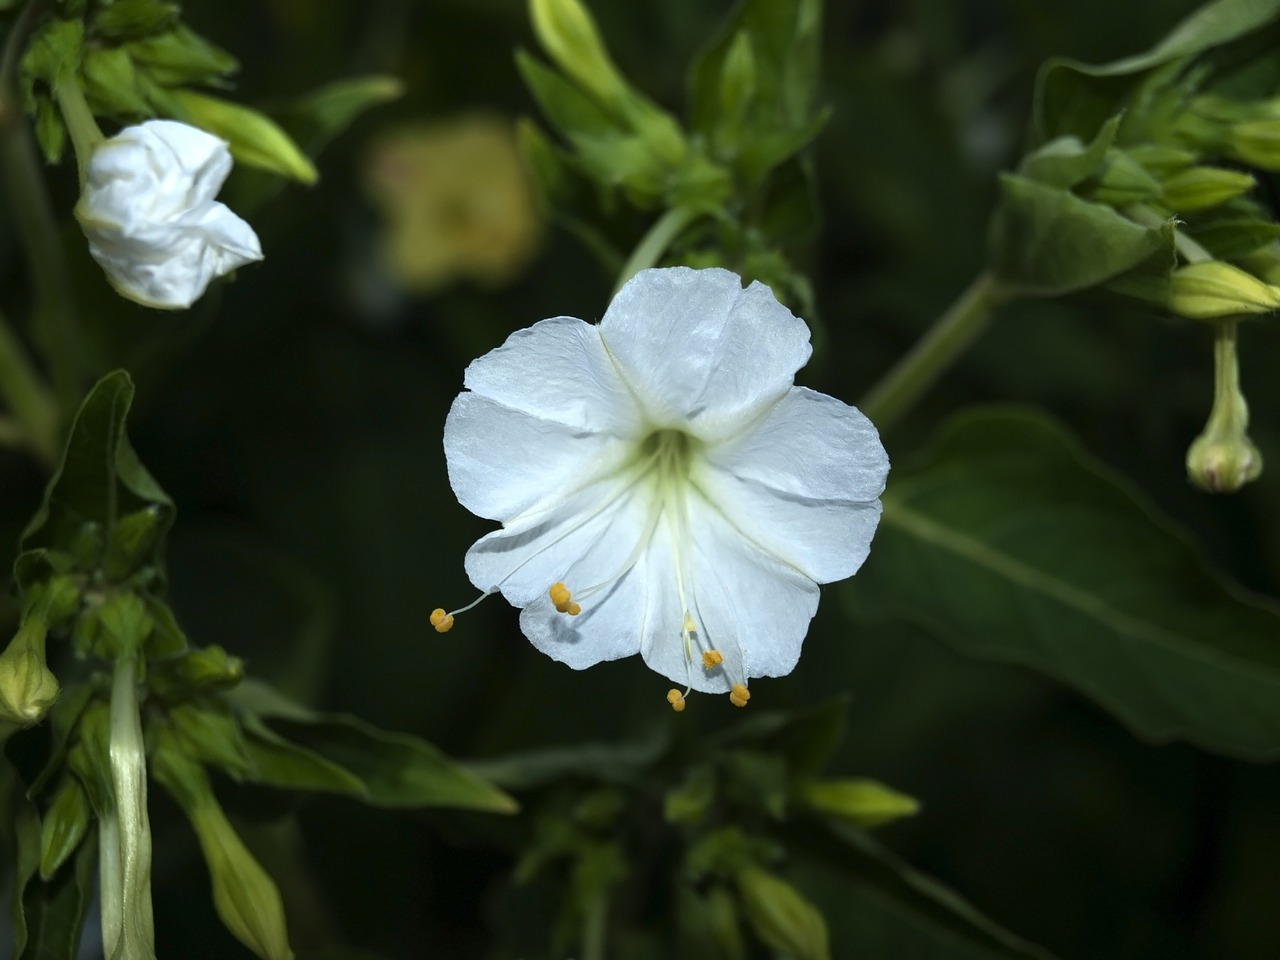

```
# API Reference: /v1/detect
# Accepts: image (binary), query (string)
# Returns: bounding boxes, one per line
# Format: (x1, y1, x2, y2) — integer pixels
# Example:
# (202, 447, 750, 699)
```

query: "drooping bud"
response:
(0, 619, 60, 726)
(1168, 261, 1280, 320)
(1187, 321, 1263, 493)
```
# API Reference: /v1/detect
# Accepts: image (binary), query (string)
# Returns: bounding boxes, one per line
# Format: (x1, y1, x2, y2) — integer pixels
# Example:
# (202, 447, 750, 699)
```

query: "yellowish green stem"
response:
(613, 206, 699, 295)
(859, 271, 1007, 431)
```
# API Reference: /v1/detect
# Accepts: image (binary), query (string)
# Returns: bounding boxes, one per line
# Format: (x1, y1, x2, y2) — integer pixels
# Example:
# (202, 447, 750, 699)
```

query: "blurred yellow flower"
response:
(363, 115, 543, 293)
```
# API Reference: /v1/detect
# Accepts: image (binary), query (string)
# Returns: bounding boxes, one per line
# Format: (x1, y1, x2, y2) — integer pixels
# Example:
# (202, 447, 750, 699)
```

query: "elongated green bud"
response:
(1169, 262, 1280, 320)
(797, 778, 920, 828)
(1160, 167, 1254, 212)
(736, 866, 829, 960)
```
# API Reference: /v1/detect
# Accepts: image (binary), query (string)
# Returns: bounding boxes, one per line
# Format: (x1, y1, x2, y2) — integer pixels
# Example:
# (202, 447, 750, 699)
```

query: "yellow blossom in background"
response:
(363, 115, 543, 293)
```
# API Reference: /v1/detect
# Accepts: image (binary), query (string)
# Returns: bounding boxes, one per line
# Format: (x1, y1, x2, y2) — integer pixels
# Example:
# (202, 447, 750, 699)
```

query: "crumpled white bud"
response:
(75, 119, 263, 310)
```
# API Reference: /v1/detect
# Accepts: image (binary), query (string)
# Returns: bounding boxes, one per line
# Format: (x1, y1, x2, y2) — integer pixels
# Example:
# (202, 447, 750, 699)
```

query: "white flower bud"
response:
(75, 120, 263, 310)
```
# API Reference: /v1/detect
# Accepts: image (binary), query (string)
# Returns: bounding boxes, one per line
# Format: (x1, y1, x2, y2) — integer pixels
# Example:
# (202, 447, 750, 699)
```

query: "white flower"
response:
(75, 120, 263, 310)
(437, 267, 889, 707)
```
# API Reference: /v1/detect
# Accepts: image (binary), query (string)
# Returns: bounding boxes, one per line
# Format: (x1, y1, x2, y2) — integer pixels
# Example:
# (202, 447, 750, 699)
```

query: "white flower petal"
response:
(686, 502, 820, 684)
(462, 316, 641, 435)
(140, 120, 233, 205)
(709, 387, 889, 502)
(696, 387, 889, 582)
(444, 393, 628, 522)
(600, 267, 812, 438)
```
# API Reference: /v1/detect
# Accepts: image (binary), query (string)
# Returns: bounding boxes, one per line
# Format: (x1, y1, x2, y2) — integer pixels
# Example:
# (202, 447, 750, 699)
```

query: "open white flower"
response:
(437, 267, 889, 708)
(75, 120, 263, 310)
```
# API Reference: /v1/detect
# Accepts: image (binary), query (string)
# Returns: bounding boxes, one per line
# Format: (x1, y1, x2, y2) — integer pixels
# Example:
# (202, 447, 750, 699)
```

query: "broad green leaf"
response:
(466, 729, 668, 791)
(229, 681, 516, 812)
(237, 716, 368, 797)
(988, 175, 1175, 297)
(796, 823, 1058, 960)
(20, 371, 173, 570)
(846, 407, 1280, 759)
(1018, 116, 1118, 189)
(1035, 0, 1280, 142)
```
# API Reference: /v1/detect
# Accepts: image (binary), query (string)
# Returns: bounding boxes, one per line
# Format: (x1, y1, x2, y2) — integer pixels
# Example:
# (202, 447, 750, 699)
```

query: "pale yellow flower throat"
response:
(431, 427, 750, 710)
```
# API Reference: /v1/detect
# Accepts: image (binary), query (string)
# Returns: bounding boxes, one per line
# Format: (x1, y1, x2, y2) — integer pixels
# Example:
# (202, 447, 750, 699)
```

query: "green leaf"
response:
(516, 51, 619, 142)
(988, 175, 1175, 297)
(17, 820, 96, 960)
(93, 0, 180, 41)
(20, 372, 173, 574)
(1186, 216, 1280, 258)
(284, 75, 403, 149)
(237, 715, 368, 797)
(797, 822, 1058, 960)
(466, 729, 668, 791)
(229, 681, 516, 812)
(168, 701, 255, 779)
(845, 407, 1280, 760)
(1017, 116, 1118, 188)
(1035, 0, 1280, 142)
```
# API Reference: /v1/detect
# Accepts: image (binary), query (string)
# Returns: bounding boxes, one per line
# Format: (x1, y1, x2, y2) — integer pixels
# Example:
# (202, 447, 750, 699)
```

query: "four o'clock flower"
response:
(434, 267, 889, 709)
(75, 120, 262, 310)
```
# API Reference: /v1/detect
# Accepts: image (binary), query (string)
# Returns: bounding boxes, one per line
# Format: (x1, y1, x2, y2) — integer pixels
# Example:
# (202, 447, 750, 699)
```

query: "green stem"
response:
(0, 309, 58, 464)
(53, 70, 102, 187)
(581, 894, 608, 960)
(612, 206, 698, 295)
(0, 79, 88, 414)
(858, 271, 1006, 430)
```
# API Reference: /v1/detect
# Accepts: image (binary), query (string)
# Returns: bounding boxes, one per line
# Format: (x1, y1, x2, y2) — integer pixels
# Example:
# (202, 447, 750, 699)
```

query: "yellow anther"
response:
(701, 649, 723, 670)
(549, 582, 580, 615)
(729, 683, 751, 708)
(429, 608, 454, 633)
(666, 689, 686, 712)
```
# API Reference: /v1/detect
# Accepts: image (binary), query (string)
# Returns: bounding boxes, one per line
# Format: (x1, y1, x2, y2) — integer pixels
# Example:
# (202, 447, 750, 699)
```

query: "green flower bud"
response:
(736, 866, 830, 960)
(1168, 262, 1280, 320)
(152, 732, 294, 960)
(1084, 151, 1162, 206)
(167, 644, 245, 691)
(1187, 321, 1262, 494)
(40, 775, 92, 880)
(103, 505, 167, 582)
(797, 778, 920, 828)
(1229, 119, 1280, 171)
(1125, 144, 1197, 179)
(95, 592, 153, 660)
(529, 0, 629, 107)
(1160, 166, 1255, 212)
(0, 620, 60, 726)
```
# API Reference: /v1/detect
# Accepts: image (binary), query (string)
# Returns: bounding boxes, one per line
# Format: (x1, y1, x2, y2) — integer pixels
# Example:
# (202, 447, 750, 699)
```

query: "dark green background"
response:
(8, 0, 1280, 957)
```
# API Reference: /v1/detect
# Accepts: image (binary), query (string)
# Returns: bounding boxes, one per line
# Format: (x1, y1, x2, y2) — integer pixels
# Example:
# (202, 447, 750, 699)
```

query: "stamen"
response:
(729, 683, 751, 708)
(666, 688, 687, 713)
(701, 649, 723, 670)
(430, 591, 494, 633)
(549, 582, 581, 616)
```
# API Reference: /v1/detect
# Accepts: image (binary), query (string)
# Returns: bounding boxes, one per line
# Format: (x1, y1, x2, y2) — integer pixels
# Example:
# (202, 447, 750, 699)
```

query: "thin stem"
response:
(0, 60, 88, 412)
(53, 70, 101, 186)
(0, 308, 58, 464)
(859, 271, 1006, 431)
(612, 206, 698, 295)
(1124, 203, 1214, 264)
(581, 894, 608, 960)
